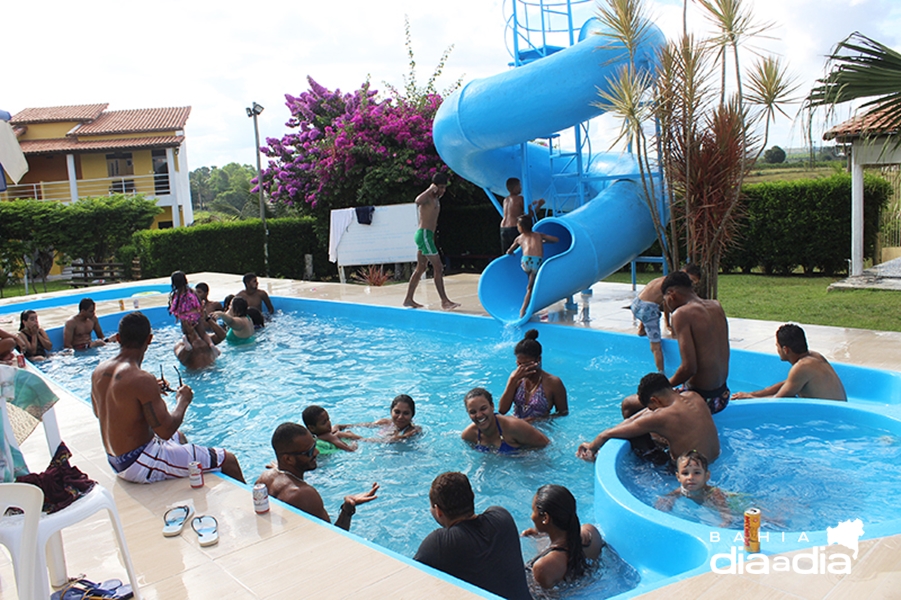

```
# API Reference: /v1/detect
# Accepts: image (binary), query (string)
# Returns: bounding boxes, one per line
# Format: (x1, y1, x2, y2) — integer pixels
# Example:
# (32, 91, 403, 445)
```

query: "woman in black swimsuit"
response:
(16, 310, 52, 361)
(521, 484, 604, 590)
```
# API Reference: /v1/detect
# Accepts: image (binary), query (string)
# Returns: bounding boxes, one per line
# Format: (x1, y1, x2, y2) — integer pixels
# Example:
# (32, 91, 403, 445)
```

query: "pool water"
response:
(620, 417, 901, 532)
(39, 308, 650, 598)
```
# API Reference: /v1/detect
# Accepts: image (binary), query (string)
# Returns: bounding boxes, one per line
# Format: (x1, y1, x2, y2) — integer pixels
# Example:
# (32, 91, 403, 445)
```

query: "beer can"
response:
(133, 298, 140, 309)
(744, 507, 761, 553)
(118, 299, 126, 311)
(188, 461, 204, 488)
(253, 483, 270, 514)
(16, 354, 26, 368)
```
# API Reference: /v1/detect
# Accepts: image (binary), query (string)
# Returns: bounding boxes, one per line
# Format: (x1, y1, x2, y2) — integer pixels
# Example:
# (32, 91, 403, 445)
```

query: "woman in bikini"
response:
(499, 329, 567, 420)
(521, 484, 604, 590)
(461, 387, 549, 454)
(16, 310, 52, 361)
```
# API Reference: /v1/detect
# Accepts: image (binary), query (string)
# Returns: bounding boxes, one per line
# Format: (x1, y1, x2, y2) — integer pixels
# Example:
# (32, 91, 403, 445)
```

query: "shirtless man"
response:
(577, 372, 720, 464)
(236, 273, 274, 315)
(63, 298, 106, 350)
(175, 317, 226, 370)
(403, 173, 460, 310)
(212, 296, 254, 344)
(499, 177, 545, 254)
(195, 282, 224, 317)
(631, 264, 701, 373)
(91, 312, 244, 483)
(732, 323, 847, 401)
(255, 422, 379, 531)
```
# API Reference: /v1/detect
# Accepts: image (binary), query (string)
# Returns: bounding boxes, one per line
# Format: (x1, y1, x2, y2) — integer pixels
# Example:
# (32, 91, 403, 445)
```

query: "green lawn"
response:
(0, 280, 73, 299)
(604, 272, 901, 332)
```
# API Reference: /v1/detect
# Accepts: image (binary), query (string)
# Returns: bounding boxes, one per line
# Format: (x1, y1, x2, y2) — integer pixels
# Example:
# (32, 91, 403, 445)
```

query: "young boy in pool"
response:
(656, 450, 731, 527)
(301, 405, 361, 452)
(507, 214, 559, 318)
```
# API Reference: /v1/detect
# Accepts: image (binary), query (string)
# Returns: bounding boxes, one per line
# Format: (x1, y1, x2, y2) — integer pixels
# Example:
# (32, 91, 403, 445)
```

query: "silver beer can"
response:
(253, 483, 270, 513)
(188, 461, 204, 488)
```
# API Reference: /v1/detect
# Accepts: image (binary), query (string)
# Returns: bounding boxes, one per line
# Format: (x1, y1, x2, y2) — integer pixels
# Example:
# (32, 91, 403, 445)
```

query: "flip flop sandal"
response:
(162, 505, 194, 537)
(192, 514, 219, 547)
(52, 579, 128, 600)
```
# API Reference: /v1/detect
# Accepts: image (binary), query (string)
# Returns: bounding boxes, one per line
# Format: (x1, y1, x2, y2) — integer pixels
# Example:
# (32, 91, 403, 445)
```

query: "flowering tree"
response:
(258, 77, 448, 212)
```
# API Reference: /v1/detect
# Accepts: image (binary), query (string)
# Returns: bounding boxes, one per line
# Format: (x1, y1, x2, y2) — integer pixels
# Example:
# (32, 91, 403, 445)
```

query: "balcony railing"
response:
(1, 173, 171, 203)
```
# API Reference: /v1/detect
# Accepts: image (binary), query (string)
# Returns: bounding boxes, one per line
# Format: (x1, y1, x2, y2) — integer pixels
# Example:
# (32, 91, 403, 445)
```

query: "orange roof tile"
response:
(824, 106, 901, 142)
(11, 104, 108, 124)
(75, 107, 191, 136)
(19, 136, 184, 155)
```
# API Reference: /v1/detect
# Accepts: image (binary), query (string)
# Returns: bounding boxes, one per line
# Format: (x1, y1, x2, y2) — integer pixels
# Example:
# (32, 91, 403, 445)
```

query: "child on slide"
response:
(507, 214, 558, 318)
(168, 271, 214, 351)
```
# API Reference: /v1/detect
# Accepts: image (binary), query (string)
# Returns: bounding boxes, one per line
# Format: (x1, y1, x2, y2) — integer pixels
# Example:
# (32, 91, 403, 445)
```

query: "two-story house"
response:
(3, 103, 193, 228)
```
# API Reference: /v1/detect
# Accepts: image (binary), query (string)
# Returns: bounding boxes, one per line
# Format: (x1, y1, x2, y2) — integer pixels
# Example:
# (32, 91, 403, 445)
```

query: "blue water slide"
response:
(433, 19, 667, 326)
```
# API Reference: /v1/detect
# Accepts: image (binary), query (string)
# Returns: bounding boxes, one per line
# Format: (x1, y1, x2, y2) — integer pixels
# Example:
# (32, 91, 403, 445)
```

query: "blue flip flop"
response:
(192, 514, 219, 547)
(162, 505, 194, 537)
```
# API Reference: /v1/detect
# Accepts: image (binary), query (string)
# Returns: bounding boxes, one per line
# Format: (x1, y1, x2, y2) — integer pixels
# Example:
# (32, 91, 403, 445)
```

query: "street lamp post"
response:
(246, 101, 268, 276)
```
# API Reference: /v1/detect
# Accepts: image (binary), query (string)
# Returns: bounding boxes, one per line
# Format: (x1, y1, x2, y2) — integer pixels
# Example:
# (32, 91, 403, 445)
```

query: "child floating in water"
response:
(302, 405, 360, 453)
(506, 214, 559, 318)
(350, 394, 422, 442)
(168, 271, 214, 350)
(656, 450, 731, 527)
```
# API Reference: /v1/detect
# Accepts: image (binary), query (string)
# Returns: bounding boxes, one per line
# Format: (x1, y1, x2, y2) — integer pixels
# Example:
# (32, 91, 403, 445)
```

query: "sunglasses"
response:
(159, 365, 184, 393)
(284, 445, 317, 459)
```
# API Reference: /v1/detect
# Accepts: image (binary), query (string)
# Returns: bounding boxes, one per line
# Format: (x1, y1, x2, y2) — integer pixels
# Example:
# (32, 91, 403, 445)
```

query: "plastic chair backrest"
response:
(0, 482, 44, 600)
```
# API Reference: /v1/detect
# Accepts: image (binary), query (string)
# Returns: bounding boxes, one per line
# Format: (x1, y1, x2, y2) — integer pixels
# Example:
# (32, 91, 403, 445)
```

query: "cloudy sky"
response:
(3, 0, 899, 170)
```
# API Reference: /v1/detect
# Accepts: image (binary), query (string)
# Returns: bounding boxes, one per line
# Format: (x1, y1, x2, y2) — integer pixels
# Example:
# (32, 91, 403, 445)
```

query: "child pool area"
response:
(5, 272, 901, 599)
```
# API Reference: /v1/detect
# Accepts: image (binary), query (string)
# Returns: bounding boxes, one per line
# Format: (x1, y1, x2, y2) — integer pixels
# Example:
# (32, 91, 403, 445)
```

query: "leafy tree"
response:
(53, 195, 161, 263)
(190, 166, 212, 210)
(764, 145, 786, 164)
(191, 163, 261, 218)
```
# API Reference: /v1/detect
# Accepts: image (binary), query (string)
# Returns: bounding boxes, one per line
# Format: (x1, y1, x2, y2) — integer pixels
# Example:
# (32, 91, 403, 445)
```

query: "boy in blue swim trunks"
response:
(403, 173, 461, 310)
(507, 214, 559, 318)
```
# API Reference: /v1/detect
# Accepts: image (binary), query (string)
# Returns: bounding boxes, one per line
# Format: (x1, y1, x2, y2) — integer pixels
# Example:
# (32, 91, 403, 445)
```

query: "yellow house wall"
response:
(152, 207, 174, 228)
(19, 122, 79, 140)
(79, 153, 108, 180)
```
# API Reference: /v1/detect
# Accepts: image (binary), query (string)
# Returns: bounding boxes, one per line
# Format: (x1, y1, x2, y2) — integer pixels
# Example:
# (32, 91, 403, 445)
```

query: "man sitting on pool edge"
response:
(255, 422, 378, 530)
(731, 323, 847, 401)
(576, 372, 720, 466)
(91, 312, 245, 483)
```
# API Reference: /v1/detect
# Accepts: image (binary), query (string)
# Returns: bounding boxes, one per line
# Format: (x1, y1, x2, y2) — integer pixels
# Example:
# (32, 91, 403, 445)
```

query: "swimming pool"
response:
(29, 296, 901, 599)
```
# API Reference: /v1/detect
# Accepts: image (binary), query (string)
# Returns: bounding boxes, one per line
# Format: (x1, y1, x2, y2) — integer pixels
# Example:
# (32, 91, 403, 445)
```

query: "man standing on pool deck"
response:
(731, 323, 847, 401)
(631, 263, 701, 373)
(255, 422, 379, 530)
(236, 273, 274, 315)
(577, 372, 720, 465)
(403, 173, 460, 310)
(414, 472, 531, 600)
(63, 298, 107, 350)
(91, 312, 245, 483)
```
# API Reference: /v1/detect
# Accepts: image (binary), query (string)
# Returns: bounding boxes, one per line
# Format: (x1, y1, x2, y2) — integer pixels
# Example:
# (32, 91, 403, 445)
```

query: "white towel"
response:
(329, 208, 356, 263)
(0, 121, 28, 184)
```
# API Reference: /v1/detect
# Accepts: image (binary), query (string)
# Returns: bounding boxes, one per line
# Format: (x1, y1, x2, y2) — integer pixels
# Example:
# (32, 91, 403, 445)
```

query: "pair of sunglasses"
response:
(160, 365, 183, 392)
(284, 444, 316, 459)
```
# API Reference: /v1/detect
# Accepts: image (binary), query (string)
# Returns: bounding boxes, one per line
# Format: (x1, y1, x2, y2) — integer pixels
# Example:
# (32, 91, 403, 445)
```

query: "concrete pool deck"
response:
(1, 272, 900, 599)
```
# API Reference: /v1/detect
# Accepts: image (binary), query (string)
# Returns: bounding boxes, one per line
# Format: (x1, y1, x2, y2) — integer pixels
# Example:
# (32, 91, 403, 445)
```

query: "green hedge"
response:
(125, 217, 331, 279)
(721, 174, 890, 275)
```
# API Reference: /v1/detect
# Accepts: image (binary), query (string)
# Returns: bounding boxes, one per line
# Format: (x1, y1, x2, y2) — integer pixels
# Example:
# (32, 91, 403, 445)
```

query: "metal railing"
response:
(0, 172, 170, 203)
(879, 165, 901, 249)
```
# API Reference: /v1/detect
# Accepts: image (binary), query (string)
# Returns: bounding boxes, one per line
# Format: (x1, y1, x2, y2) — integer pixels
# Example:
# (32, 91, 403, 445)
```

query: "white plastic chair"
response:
(0, 482, 43, 600)
(0, 368, 142, 599)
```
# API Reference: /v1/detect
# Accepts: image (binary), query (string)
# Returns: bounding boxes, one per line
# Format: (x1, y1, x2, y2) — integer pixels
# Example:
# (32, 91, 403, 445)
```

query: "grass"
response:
(604, 272, 901, 332)
(0, 280, 73, 299)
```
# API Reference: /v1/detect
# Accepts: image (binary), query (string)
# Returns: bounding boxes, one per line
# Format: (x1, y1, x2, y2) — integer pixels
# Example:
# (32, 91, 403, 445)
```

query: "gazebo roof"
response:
(824, 106, 901, 142)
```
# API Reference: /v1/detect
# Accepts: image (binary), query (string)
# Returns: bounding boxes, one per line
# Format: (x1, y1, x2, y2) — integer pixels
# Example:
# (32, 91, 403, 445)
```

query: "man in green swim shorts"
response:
(403, 173, 460, 310)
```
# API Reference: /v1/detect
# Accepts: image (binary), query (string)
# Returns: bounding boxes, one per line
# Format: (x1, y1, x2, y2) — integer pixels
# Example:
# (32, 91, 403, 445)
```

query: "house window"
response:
(106, 153, 134, 177)
(152, 149, 170, 195)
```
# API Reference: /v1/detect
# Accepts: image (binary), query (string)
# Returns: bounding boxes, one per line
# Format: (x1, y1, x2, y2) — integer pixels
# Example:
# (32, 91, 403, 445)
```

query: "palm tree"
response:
(806, 32, 901, 139)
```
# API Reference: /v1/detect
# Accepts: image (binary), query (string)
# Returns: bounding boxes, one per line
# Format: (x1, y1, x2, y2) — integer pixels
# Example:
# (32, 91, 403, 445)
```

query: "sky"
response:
(3, 0, 900, 171)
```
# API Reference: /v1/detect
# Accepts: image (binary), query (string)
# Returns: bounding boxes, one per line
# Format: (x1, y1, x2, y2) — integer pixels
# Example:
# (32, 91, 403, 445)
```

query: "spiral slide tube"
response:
(433, 19, 666, 326)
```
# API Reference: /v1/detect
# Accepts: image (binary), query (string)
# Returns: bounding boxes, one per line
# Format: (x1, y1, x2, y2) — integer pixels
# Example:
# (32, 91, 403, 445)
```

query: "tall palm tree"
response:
(806, 32, 901, 139)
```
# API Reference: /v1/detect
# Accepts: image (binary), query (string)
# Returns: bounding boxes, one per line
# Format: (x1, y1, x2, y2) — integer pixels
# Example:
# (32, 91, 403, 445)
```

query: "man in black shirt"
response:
(414, 472, 530, 600)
